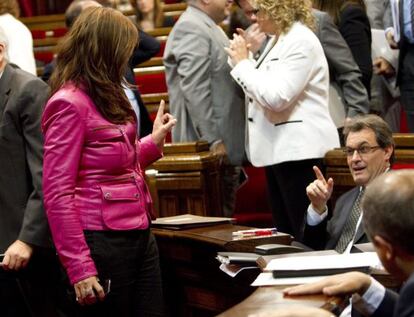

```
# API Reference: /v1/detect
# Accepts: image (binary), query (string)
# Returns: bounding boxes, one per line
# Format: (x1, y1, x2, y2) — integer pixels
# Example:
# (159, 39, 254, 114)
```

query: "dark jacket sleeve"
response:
(339, 5, 373, 97)
(371, 288, 398, 317)
(315, 9, 369, 117)
(17, 77, 51, 248)
(130, 30, 161, 67)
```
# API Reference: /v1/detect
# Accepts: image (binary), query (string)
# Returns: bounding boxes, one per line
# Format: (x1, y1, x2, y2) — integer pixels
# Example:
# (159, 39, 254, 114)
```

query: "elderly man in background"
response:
(0, 0, 36, 74)
(0, 28, 70, 316)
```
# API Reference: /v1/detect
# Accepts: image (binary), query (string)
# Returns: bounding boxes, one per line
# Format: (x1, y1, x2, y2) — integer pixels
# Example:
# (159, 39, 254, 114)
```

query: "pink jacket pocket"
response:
(99, 183, 147, 230)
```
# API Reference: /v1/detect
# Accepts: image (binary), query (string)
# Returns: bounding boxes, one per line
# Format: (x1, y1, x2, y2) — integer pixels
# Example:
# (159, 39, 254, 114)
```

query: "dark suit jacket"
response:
(0, 64, 50, 253)
(303, 187, 368, 250)
(372, 273, 414, 317)
(313, 9, 369, 117)
(338, 4, 373, 97)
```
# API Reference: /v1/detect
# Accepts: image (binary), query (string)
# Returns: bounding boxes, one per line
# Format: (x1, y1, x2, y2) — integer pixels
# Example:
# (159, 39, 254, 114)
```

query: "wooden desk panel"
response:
(218, 286, 345, 317)
(152, 224, 292, 317)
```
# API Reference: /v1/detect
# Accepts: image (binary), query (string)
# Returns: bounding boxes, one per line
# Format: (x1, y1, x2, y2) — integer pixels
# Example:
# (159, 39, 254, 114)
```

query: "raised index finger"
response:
(313, 166, 327, 184)
(156, 100, 165, 119)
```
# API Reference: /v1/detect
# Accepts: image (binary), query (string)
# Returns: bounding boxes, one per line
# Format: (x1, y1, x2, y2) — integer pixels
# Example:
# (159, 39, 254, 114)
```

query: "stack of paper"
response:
(252, 252, 382, 287)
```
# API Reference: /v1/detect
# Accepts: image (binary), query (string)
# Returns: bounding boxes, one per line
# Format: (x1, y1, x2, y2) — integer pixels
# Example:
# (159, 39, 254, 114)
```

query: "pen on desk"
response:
(232, 228, 277, 237)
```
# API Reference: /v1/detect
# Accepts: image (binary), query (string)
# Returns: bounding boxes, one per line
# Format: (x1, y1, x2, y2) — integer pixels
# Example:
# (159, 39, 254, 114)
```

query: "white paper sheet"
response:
(251, 273, 326, 286)
(264, 252, 381, 272)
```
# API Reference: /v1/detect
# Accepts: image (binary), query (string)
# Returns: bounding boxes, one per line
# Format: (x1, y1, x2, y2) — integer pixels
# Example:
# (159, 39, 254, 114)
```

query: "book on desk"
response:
(151, 213, 234, 230)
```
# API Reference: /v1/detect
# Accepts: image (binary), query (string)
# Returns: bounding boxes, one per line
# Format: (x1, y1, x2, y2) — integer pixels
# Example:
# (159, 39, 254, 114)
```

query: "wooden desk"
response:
(218, 286, 345, 317)
(152, 223, 292, 317)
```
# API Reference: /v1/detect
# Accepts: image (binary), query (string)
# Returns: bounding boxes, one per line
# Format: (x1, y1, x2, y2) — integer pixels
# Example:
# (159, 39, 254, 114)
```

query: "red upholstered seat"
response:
(52, 28, 67, 37)
(156, 41, 166, 57)
(135, 72, 167, 94)
(34, 51, 54, 64)
(392, 163, 414, 169)
(31, 30, 46, 39)
(233, 165, 273, 227)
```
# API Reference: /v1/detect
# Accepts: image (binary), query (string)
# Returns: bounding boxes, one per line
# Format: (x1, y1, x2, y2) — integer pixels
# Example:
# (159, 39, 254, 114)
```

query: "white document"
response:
(371, 28, 400, 98)
(219, 263, 258, 278)
(251, 272, 326, 287)
(264, 252, 381, 272)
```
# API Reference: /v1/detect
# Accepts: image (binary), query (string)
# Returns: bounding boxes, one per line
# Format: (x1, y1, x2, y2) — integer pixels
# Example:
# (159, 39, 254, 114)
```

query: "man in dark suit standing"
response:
(385, 0, 414, 132)
(284, 169, 414, 317)
(0, 28, 69, 316)
(303, 115, 394, 252)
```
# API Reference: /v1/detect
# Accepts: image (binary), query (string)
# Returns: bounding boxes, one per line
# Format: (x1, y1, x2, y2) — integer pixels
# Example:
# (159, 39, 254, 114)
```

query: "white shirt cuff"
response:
(352, 277, 386, 316)
(307, 204, 328, 226)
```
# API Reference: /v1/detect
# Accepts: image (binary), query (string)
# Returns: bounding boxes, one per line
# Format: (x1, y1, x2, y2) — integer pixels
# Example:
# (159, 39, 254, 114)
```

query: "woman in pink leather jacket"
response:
(42, 7, 176, 316)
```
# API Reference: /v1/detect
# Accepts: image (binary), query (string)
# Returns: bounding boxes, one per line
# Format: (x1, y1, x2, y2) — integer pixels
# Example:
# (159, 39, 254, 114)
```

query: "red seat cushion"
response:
(31, 30, 46, 39)
(233, 165, 273, 227)
(34, 51, 54, 64)
(135, 72, 167, 94)
(156, 41, 166, 58)
(52, 28, 67, 37)
(392, 163, 414, 170)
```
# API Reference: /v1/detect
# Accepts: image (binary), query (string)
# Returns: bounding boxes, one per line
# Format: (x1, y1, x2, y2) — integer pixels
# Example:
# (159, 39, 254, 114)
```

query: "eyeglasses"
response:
(246, 8, 260, 16)
(343, 145, 382, 157)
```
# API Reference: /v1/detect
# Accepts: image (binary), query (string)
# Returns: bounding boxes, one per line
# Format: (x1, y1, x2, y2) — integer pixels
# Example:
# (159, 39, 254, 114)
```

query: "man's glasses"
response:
(245, 8, 260, 17)
(343, 145, 381, 157)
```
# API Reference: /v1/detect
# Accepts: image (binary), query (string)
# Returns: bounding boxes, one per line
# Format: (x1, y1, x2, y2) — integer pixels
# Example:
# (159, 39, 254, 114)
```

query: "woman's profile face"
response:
(137, 0, 155, 14)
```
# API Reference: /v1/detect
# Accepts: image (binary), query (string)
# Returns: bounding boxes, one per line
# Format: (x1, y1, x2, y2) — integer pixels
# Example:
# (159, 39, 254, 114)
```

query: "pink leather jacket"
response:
(42, 83, 162, 285)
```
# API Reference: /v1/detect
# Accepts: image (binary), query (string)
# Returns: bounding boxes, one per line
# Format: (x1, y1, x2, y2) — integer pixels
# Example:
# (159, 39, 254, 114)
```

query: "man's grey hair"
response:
(362, 169, 414, 254)
(0, 26, 9, 61)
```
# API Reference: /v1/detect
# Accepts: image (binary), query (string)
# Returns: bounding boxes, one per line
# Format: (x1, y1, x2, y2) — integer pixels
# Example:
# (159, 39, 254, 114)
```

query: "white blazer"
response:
(230, 22, 340, 167)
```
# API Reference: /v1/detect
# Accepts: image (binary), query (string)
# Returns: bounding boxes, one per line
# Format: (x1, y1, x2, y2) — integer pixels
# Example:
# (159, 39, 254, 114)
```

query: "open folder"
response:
(265, 252, 381, 278)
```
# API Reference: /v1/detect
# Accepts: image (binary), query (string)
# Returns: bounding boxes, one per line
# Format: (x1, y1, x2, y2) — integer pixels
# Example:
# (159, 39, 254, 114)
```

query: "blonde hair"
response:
(254, 0, 314, 34)
(0, 0, 20, 17)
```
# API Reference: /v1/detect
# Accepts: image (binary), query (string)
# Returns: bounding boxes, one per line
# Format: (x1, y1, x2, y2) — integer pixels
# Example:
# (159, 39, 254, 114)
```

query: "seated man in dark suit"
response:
(284, 169, 414, 317)
(303, 115, 394, 252)
(0, 28, 70, 316)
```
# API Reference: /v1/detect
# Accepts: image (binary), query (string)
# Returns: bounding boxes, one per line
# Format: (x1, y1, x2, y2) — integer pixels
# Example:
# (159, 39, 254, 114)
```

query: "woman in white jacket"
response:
(226, 0, 339, 242)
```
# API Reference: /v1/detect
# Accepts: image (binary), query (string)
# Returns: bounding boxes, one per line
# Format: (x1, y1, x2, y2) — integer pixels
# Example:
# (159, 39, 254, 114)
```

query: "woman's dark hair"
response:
(312, 0, 366, 25)
(49, 7, 138, 123)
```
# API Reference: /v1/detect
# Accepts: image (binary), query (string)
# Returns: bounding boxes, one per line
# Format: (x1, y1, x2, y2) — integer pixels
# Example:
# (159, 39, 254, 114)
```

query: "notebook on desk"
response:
(151, 214, 234, 230)
(265, 252, 381, 278)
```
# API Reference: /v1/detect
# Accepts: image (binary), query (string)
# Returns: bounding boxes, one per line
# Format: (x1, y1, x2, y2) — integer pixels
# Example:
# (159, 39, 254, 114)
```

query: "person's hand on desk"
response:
(249, 306, 335, 317)
(386, 29, 398, 49)
(306, 166, 333, 214)
(283, 272, 372, 297)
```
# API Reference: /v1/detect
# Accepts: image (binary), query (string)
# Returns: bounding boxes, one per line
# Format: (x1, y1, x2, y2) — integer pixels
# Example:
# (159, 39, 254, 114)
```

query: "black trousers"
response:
(400, 47, 414, 132)
(265, 158, 324, 242)
(0, 248, 73, 317)
(69, 229, 165, 317)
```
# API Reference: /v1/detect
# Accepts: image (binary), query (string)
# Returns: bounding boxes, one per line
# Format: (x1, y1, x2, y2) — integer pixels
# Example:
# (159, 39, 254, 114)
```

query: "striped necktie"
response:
(335, 188, 365, 253)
